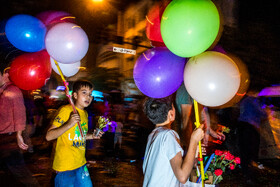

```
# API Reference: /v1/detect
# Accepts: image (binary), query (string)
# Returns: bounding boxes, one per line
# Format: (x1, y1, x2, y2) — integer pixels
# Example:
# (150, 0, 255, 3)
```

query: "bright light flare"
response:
(66, 43, 73, 49)
(25, 33, 31, 38)
(30, 70, 35, 76)
(208, 83, 216, 90)
(156, 77, 161, 82)
(92, 0, 103, 2)
(86, 0, 117, 14)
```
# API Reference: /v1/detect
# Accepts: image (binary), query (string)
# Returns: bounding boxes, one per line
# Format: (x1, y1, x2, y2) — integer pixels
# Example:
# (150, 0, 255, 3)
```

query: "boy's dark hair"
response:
(72, 80, 93, 93)
(143, 96, 173, 124)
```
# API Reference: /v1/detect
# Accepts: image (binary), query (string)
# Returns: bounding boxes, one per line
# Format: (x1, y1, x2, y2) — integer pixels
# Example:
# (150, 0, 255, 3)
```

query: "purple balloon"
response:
(211, 44, 226, 54)
(133, 47, 186, 98)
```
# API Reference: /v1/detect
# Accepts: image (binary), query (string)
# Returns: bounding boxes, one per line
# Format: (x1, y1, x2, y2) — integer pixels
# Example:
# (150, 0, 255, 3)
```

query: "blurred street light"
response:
(91, 0, 103, 3)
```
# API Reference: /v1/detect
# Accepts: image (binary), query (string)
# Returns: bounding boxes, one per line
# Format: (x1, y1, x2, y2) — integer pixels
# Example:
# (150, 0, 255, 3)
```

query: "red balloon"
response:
(9, 50, 52, 90)
(145, 1, 170, 46)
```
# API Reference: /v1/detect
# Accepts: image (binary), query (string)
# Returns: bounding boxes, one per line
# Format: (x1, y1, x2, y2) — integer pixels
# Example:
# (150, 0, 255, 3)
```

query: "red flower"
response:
(224, 151, 234, 161)
(214, 169, 223, 176)
(234, 157, 241, 164)
(215, 150, 223, 156)
(229, 163, 235, 170)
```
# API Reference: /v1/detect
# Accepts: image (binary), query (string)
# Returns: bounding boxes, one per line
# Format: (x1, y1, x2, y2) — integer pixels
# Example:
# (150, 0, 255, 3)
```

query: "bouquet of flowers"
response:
(94, 116, 111, 136)
(97, 116, 111, 130)
(208, 150, 241, 184)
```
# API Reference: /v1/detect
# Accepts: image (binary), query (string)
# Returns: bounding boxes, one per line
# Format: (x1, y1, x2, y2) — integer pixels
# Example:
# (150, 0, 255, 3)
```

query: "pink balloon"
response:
(36, 10, 76, 28)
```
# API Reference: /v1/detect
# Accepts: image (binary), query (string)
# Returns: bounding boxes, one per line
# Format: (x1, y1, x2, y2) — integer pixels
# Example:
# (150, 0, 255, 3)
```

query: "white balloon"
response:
(50, 57, 81, 77)
(184, 51, 241, 107)
(45, 22, 89, 64)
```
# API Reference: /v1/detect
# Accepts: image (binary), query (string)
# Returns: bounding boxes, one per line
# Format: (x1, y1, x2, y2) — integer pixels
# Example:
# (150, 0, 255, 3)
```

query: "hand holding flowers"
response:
(94, 116, 112, 137)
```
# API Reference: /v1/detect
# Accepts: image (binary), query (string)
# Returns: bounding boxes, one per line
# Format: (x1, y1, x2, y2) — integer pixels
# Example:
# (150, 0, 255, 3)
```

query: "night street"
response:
(0, 130, 279, 187)
(0, 0, 280, 186)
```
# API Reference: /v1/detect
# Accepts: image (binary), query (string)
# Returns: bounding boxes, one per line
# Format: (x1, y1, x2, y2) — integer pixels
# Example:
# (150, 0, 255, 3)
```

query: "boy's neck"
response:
(156, 122, 171, 129)
(75, 104, 84, 110)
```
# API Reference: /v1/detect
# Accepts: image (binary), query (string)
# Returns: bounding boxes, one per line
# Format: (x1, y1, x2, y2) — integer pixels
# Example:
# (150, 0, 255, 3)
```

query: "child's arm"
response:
(46, 113, 80, 141)
(170, 125, 204, 184)
(86, 130, 104, 140)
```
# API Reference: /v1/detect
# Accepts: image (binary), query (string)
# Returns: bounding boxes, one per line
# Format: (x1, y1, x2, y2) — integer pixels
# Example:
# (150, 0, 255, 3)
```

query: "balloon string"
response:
(54, 59, 84, 139)
(194, 100, 205, 186)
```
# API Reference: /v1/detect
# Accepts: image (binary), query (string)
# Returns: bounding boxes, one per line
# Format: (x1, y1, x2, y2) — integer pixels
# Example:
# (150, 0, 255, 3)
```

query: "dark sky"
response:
(0, 0, 136, 60)
(0, 0, 135, 31)
(0, 0, 279, 88)
(1, 0, 279, 43)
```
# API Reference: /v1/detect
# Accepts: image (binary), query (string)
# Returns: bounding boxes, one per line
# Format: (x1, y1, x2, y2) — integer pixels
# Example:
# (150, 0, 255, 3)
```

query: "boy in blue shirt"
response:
(142, 96, 204, 186)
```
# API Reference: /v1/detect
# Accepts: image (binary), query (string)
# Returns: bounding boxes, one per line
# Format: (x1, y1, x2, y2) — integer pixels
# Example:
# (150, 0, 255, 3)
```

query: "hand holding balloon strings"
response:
(53, 59, 84, 139)
(194, 100, 205, 185)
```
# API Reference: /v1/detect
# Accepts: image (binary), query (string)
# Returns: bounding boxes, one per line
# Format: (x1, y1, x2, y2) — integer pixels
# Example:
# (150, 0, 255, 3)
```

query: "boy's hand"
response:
(67, 112, 81, 127)
(191, 124, 205, 143)
(92, 130, 104, 139)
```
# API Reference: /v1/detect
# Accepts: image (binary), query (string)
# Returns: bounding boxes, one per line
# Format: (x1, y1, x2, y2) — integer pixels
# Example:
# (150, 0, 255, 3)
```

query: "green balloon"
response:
(160, 0, 220, 57)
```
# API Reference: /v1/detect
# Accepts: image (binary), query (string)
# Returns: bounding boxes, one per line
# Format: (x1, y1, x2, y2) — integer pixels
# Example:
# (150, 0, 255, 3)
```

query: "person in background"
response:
(237, 88, 267, 184)
(142, 96, 204, 186)
(175, 83, 225, 151)
(114, 114, 124, 154)
(46, 80, 103, 187)
(0, 65, 39, 186)
(23, 90, 37, 153)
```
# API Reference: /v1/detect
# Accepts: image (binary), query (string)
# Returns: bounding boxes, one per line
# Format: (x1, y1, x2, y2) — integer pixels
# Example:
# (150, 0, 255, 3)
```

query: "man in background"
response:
(0, 64, 39, 186)
(175, 83, 225, 151)
(237, 88, 267, 184)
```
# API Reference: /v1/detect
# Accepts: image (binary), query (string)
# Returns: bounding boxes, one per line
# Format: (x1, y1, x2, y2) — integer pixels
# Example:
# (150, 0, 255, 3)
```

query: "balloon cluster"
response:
(134, 0, 248, 107)
(3, 11, 89, 90)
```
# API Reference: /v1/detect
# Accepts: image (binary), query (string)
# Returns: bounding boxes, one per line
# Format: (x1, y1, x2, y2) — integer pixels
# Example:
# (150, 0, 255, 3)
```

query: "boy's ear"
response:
(3, 71, 10, 81)
(73, 92, 77, 100)
(168, 109, 175, 121)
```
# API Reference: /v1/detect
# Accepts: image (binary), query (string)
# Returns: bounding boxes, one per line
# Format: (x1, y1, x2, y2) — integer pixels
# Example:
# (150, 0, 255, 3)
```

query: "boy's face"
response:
(73, 86, 93, 109)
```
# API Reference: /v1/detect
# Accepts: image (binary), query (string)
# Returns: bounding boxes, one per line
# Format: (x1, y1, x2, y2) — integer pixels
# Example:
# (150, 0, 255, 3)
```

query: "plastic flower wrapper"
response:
(207, 150, 241, 184)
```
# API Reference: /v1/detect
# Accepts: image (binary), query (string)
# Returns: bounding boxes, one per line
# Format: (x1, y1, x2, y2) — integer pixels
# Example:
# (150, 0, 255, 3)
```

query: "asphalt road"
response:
(1, 130, 280, 187)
